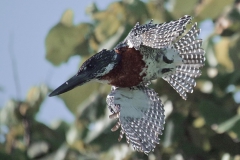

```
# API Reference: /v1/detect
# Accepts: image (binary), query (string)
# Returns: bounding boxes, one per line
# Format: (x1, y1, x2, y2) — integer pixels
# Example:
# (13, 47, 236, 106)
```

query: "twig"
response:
(8, 32, 21, 99)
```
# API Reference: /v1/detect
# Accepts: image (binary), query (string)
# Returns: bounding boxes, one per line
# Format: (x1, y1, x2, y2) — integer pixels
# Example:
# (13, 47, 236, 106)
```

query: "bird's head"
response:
(49, 49, 121, 97)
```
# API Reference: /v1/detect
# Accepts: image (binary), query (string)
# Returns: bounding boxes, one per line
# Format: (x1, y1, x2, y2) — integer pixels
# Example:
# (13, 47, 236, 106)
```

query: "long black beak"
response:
(49, 74, 90, 97)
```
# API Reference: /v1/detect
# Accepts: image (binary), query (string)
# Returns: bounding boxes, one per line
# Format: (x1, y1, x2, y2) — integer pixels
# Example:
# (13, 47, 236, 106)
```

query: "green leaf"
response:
(45, 23, 93, 66)
(195, 0, 234, 20)
(171, 0, 198, 18)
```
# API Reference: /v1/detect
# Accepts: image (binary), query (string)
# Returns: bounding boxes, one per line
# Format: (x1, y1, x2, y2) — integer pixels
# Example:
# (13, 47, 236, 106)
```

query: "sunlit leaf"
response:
(27, 141, 50, 159)
(214, 37, 234, 72)
(229, 34, 240, 70)
(171, 0, 198, 18)
(195, 0, 234, 20)
(45, 22, 93, 65)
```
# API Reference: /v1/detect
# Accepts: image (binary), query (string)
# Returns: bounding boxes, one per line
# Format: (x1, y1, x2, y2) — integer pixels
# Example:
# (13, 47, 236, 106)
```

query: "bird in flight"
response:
(49, 15, 205, 154)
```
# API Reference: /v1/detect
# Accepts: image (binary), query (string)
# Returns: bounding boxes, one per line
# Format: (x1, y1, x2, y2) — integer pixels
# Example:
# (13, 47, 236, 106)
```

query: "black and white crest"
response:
(123, 15, 192, 50)
(106, 85, 165, 154)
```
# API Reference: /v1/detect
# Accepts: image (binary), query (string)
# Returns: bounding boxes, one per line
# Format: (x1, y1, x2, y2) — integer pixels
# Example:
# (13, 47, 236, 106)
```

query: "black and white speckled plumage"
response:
(107, 84, 165, 154)
(162, 22, 205, 99)
(121, 15, 192, 50)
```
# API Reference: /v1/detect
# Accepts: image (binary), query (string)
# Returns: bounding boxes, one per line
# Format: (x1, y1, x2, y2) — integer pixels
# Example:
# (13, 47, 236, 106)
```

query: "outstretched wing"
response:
(106, 85, 165, 154)
(123, 15, 192, 50)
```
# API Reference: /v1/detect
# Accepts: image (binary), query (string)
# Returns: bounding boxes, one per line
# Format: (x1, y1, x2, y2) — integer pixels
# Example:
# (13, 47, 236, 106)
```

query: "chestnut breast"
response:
(100, 47, 146, 87)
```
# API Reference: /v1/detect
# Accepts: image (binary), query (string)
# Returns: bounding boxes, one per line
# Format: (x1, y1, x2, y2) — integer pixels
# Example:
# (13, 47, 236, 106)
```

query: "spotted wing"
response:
(106, 85, 165, 154)
(123, 15, 192, 50)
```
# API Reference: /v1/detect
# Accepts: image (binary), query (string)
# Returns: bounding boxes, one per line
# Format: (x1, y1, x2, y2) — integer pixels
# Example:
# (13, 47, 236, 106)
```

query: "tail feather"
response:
(176, 65, 202, 78)
(172, 73, 196, 86)
(165, 72, 197, 100)
(180, 48, 205, 55)
(180, 53, 205, 66)
(163, 22, 205, 100)
(178, 39, 203, 53)
(164, 76, 187, 100)
(171, 75, 193, 93)
(174, 23, 200, 48)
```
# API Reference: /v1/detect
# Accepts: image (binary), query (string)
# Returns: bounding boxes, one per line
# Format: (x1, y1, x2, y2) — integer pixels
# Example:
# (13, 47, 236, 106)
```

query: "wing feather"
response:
(123, 15, 192, 50)
(106, 85, 165, 154)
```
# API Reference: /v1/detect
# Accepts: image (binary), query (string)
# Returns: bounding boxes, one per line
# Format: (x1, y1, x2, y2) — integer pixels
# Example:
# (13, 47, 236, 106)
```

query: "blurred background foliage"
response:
(1, 0, 240, 159)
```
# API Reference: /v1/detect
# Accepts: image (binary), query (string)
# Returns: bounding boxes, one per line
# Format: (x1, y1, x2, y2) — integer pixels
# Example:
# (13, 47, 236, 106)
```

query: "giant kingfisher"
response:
(49, 15, 205, 154)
